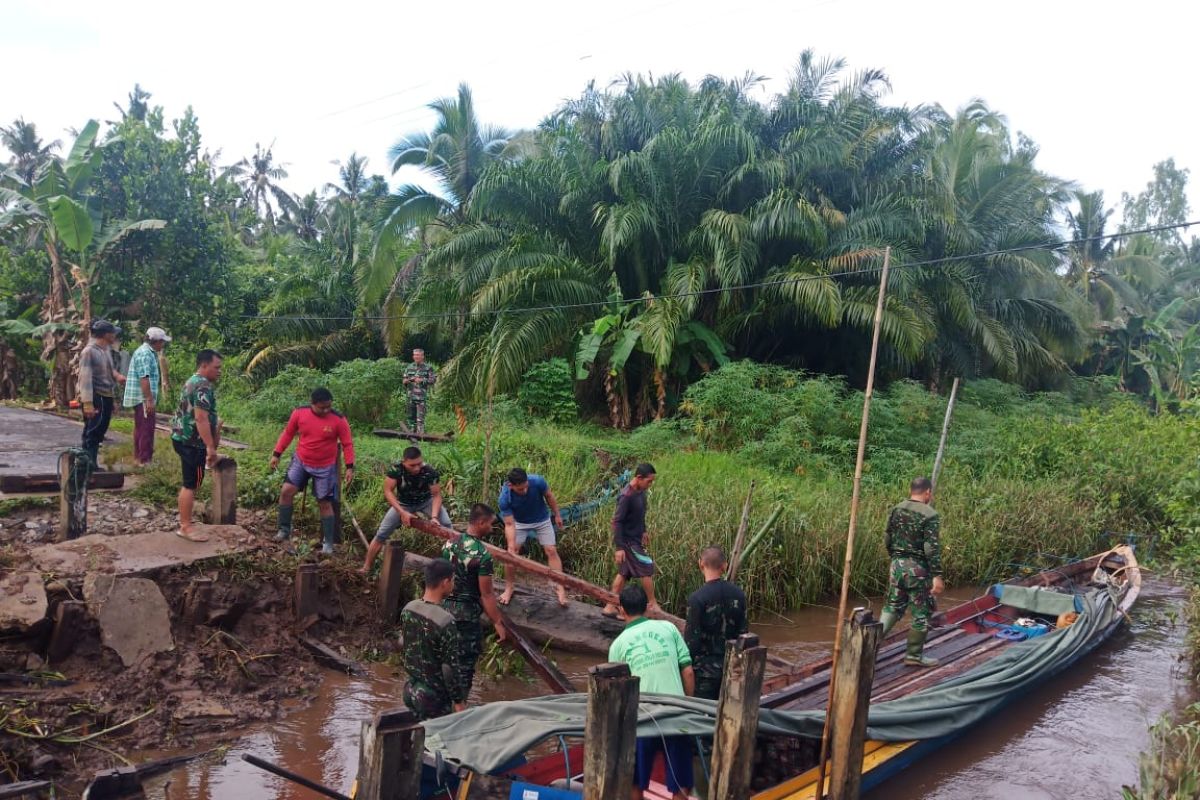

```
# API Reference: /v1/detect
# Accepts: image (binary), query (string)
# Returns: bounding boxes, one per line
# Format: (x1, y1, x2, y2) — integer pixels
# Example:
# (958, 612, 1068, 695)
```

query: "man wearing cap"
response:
(403, 349, 436, 434)
(78, 319, 124, 466)
(122, 327, 171, 466)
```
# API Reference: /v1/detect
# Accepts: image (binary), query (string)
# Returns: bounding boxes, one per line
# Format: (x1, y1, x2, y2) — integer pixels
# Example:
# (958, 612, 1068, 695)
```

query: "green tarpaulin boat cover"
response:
(422, 588, 1123, 775)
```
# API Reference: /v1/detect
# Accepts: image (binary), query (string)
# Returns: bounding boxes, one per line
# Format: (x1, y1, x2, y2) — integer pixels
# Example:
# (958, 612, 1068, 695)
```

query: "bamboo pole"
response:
(930, 376, 960, 497)
(727, 480, 756, 581)
(814, 247, 891, 799)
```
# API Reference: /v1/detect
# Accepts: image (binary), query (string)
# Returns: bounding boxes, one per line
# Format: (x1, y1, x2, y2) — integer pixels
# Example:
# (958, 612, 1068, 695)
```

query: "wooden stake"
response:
(58, 449, 88, 541)
(45, 600, 85, 664)
(815, 247, 891, 799)
(377, 542, 407, 624)
(356, 708, 424, 800)
(709, 634, 768, 800)
(208, 456, 237, 525)
(294, 563, 320, 622)
(583, 662, 640, 800)
(182, 576, 214, 625)
(931, 376, 960, 497)
(727, 480, 756, 582)
(828, 609, 883, 800)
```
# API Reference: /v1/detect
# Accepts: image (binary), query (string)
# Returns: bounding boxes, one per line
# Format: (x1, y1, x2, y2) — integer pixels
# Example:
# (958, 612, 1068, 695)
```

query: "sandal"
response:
(175, 529, 211, 543)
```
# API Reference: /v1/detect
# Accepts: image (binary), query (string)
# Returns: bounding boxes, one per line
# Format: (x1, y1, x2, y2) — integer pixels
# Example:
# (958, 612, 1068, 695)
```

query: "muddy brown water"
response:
(143, 581, 1189, 799)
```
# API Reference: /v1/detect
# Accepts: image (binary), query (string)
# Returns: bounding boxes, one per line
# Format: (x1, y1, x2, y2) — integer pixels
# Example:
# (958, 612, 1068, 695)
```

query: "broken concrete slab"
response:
(0, 406, 126, 488)
(172, 694, 235, 725)
(83, 574, 174, 667)
(27, 524, 258, 577)
(0, 571, 48, 632)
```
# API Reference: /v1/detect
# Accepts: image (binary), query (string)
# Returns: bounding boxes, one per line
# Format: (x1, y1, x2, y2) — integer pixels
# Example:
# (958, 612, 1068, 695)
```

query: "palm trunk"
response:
(41, 241, 74, 407)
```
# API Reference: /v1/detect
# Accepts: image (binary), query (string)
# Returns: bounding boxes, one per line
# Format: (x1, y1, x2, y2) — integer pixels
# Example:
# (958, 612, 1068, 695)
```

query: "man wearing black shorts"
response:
(170, 350, 222, 542)
(602, 463, 660, 617)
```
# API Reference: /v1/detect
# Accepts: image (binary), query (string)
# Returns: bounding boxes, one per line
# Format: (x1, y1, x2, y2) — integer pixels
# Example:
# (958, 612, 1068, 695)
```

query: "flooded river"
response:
(144, 580, 1190, 799)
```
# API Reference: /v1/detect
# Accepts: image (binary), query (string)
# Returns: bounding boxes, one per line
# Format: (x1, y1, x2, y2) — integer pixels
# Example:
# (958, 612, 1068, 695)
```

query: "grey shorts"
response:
(512, 518, 556, 547)
(284, 455, 339, 501)
(374, 499, 453, 542)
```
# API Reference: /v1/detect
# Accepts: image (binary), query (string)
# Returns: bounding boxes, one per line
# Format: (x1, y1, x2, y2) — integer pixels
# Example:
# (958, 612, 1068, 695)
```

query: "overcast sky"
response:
(4, 0, 1196, 223)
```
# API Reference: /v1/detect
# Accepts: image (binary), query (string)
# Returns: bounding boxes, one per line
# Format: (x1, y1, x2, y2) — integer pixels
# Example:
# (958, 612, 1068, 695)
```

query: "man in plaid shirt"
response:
(122, 327, 172, 465)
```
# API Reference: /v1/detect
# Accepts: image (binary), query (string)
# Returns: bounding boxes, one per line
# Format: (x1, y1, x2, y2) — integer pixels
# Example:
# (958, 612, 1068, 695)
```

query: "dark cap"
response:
(90, 319, 122, 337)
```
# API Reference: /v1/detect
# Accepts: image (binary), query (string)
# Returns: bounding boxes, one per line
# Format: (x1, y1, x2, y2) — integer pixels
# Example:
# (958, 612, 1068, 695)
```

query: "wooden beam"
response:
(46, 599, 85, 664)
(207, 457, 237, 525)
(182, 576, 214, 625)
(0, 780, 52, 799)
(294, 563, 319, 622)
(931, 376, 960, 496)
(300, 634, 368, 675)
(2, 471, 123, 494)
(373, 427, 455, 443)
(583, 663, 640, 800)
(727, 480, 756, 582)
(827, 609, 883, 800)
(357, 709, 424, 800)
(377, 542, 406, 624)
(709, 634, 768, 800)
(499, 612, 576, 694)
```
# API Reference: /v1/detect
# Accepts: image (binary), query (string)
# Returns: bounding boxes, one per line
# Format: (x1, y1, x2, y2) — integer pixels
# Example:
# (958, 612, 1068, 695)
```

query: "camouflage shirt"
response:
(441, 533, 495, 622)
(884, 499, 942, 577)
(170, 374, 217, 448)
(400, 599, 465, 703)
(685, 578, 749, 677)
(404, 363, 437, 400)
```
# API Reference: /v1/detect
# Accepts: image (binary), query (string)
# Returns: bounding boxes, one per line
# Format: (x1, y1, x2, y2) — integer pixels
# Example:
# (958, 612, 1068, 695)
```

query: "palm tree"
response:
(225, 143, 294, 231)
(1, 118, 60, 184)
(1064, 190, 1165, 321)
(279, 191, 325, 242)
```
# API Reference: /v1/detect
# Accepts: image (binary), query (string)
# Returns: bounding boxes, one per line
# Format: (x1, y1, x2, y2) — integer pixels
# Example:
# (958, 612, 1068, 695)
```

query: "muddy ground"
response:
(0, 494, 413, 794)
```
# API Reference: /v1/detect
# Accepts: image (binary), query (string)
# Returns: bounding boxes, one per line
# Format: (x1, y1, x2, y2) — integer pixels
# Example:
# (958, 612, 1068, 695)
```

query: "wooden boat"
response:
(421, 545, 1140, 800)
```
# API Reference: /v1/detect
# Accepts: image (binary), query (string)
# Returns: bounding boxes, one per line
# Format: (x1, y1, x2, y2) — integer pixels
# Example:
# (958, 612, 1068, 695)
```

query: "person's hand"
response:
(614, 549, 625, 565)
(932, 576, 945, 596)
(269, 455, 280, 472)
(453, 702, 467, 713)
(643, 531, 652, 545)
(494, 622, 508, 643)
(83, 405, 97, 419)
(205, 451, 218, 469)
(144, 402, 155, 418)
(399, 510, 415, 527)
(553, 513, 564, 529)
(344, 467, 354, 486)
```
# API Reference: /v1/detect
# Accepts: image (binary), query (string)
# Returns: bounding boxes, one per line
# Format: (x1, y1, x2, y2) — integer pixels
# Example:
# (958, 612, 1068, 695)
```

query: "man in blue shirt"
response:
(498, 467, 568, 608)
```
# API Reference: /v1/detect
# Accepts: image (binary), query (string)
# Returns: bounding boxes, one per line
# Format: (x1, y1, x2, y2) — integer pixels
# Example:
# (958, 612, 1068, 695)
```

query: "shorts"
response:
(374, 498, 453, 542)
(173, 440, 206, 490)
(284, 455, 340, 501)
(512, 518, 556, 547)
(618, 540, 655, 579)
(636, 736, 694, 792)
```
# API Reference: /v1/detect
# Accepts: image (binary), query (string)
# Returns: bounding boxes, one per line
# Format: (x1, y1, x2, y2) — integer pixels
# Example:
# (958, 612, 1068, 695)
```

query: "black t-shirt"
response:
(685, 578, 749, 669)
(385, 463, 440, 508)
(611, 486, 648, 546)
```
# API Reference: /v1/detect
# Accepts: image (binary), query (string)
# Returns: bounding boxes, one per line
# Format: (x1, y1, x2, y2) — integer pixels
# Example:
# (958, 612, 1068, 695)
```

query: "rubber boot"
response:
(320, 515, 336, 555)
(879, 609, 899, 637)
(274, 504, 293, 542)
(904, 628, 938, 667)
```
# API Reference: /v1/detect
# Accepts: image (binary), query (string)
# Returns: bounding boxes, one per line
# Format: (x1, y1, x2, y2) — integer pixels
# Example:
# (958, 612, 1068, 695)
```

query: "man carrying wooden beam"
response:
(685, 545, 749, 700)
(497, 467, 569, 608)
(879, 476, 945, 667)
(359, 446, 452, 574)
(441, 503, 508, 697)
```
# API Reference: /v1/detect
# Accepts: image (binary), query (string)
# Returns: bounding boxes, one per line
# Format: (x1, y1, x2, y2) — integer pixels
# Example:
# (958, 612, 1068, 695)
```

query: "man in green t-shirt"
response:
(170, 349, 223, 543)
(608, 584, 695, 800)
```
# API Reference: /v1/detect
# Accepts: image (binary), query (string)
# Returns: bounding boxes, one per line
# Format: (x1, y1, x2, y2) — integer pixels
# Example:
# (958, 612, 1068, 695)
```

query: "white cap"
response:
(146, 326, 172, 342)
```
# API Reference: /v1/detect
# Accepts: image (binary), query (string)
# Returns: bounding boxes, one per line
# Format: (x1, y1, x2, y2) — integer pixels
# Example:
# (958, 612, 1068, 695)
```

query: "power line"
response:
(243, 219, 1198, 323)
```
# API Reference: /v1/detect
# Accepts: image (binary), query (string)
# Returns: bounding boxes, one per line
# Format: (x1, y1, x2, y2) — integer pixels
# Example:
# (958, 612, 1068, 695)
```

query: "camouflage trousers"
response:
(694, 664, 724, 701)
(403, 680, 452, 721)
(406, 398, 427, 434)
(882, 557, 935, 633)
(453, 618, 484, 696)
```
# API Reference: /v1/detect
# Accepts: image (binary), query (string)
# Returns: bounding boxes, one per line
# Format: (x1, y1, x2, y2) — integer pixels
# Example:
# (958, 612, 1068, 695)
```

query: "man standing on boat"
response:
(403, 348, 436, 434)
(880, 476, 944, 667)
(441, 503, 508, 696)
(400, 559, 466, 720)
(497, 467, 569, 608)
(601, 463, 661, 618)
(685, 546, 749, 699)
(609, 583, 695, 800)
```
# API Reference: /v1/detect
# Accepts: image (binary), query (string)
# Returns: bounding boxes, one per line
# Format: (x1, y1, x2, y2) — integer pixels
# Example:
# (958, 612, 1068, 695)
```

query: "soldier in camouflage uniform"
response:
(403, 349, 436, 434)
(400, 559, 466, 720)
(685, 546, 749, 700)
(441, 503, 508, 695)
(880, 476, 945, 667)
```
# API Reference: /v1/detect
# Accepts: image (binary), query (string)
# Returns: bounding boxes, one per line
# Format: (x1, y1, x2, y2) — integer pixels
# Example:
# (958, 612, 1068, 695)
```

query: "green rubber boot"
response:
(879, 609, 900, 638)
(904, 628, 938, 667)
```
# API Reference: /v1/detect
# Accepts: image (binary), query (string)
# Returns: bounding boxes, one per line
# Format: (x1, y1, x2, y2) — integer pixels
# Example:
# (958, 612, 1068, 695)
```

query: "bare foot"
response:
(647, 603, 663, 616)
(357, 565, 370, 576)
(601, 605, 620, 618)
(498, 591, 514, 606)
(556, 590, 569, 608)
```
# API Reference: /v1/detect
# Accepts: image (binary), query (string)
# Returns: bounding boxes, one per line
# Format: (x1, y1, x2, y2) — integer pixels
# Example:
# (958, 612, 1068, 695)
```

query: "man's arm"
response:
(338, 417, 355, 484)
(544, 487, 564, 529)
(78, 349, 95, 413)
(139, 376, 154, 412)
(430, 481, 444, 523)
(680, 665, 696, 697)
(683, 597, 703, 657)
(270, 411, 300, 470)
(193, 407, 218, 465)
(927, 514, 945, 594)
(383, 477, 413, 524)
(442, 624, 467, 711)
(611, 493, 628, 548)
(478, 575, 507, 641)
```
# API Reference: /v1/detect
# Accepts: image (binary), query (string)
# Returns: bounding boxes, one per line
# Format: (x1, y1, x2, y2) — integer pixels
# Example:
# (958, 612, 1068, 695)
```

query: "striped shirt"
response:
(122, 343, 161, 408)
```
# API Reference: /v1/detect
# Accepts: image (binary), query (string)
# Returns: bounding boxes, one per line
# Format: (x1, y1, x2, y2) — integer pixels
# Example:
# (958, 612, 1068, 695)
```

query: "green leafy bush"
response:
(325, 358, 407, 425)
(517, 359, 577, 424)
(247, 365, 326, 421)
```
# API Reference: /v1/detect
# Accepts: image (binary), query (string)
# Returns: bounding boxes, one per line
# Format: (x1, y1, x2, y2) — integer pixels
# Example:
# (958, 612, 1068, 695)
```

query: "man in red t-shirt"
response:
(269, 387, 355, 554)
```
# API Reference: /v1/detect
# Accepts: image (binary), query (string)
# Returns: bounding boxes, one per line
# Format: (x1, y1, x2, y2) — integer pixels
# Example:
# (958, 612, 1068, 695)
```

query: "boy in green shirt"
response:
(608, 584, 695, 800)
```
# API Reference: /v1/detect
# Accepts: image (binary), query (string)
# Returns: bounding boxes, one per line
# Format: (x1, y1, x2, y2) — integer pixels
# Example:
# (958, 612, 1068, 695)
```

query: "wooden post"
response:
(378, 541, 407, 624)
(295, 563, 319, 622)
(727, 480, 756, 582)
(45, 600, 85, 664)
(207, 456, 237, 525)
(828, 609, 883, 800)
(182, 576, 214, 625)
(583, 662, 640, 800)
(816, 247, 891, 799)
(709, 634, 768, 800)
(357, 708, 424, 800)
(335, 445, 345, 542)
(58, 449, 88, 541)
(931, 376, 960, 497)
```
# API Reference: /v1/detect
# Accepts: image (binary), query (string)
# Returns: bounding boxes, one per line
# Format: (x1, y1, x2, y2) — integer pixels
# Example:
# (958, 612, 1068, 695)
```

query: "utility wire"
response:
(242, 219, 1197, 323)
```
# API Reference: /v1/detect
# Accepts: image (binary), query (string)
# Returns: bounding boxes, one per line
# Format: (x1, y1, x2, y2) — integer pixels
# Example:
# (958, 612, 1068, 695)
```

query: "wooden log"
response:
(57, 450, 88, 541)
(0, 779, 52, 799)
(377, 542, 406, 624)
(1, 471, 124, 493)
(81, 766, 146, 799)
(182, 576, 214, 625)
(294, 563, 320, 622)
(931, 376, 960, 497)
(407, 517, 686, 629)
(299, 634, 368, 676)
(45, 600, 85, 664)
(499, 612, 576, 693)
(827, 609, 882, 800)
(207, 457, 237, 525)
(709, 634, 768, 800)
(242, 754, 350, 800)
(583, 662, 640, 800)
(357, 708, 424, 800)
(373, 427, 455, 443)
